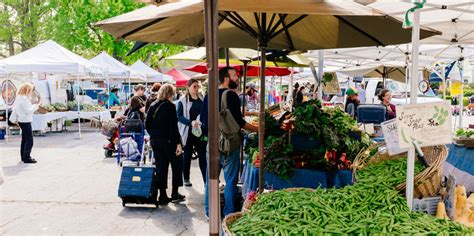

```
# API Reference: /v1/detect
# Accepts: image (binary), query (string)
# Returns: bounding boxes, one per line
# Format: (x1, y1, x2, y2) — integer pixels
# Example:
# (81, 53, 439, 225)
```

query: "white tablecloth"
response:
(66, 111, 111, 122)
(32, 112, 68, 132)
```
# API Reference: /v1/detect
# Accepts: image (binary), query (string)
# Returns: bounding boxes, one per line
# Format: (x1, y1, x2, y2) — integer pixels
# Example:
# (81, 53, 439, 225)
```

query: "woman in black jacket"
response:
(145, 84, 184, 204)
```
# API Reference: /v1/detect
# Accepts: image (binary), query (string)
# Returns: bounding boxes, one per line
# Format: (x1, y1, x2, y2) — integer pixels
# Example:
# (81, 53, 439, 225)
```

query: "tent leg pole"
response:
(5, 74, 10, 144)
(204, 0, 220, 235)
(406, 1, 421, 211)
(77, 76, 82, 140)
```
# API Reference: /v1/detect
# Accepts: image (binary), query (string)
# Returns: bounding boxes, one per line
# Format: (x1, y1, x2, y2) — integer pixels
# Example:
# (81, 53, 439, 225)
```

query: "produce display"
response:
(82, 104, 106, 112)
(229, 157, 474, 234)
(52, 102, 68, 111)
(246, 100, 370, 179)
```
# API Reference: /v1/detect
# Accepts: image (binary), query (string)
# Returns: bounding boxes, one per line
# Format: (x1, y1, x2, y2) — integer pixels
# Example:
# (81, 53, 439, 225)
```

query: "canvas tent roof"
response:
(130, 60, 174, 83)
(90, 52, 146, 81)
(0, 40, 103, 75)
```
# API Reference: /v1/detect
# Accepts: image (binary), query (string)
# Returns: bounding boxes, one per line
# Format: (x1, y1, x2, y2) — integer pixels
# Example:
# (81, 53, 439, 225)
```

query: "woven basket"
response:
(353, 144, 448, 198)
(455, 137, 474, 148)
(222, 212, 243, 236)
(55, 108, 69, 112)
(36, 106, 49, 114)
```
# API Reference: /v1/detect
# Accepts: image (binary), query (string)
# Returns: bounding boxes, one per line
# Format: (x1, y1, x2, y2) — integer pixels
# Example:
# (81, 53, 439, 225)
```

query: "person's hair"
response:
(294, 83, 300, 89)
(158, 83, 176, 101)
(18, 83, 35, 96)
(130, 96, 143, 110)
(111, 88, 119, 93)
(378, 89, 391, 102)
(218, 67, 235, 84)
(134, 84, 146, 92)
(151, 83, 161, 93)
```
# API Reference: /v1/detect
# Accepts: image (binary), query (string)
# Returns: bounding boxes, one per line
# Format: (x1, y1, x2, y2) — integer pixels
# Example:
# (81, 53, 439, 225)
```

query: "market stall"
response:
(32, 112, 68, 133)
(240, 100, 371, 198)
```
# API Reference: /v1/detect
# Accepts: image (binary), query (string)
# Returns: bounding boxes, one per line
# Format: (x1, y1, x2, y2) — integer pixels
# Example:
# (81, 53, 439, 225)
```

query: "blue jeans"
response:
(204, 147, 240, 217)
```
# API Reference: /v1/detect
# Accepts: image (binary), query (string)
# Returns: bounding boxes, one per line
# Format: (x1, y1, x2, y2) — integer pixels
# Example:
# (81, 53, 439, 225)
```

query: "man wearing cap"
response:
(345, 88, 360, 118)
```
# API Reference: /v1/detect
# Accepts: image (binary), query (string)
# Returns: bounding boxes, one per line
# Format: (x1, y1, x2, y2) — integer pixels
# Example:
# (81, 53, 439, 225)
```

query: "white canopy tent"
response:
(130, 60, 174, 83)
(0, 40, 107, 140)
(0, 40, 103, 75)
(90, 52, 146, 105)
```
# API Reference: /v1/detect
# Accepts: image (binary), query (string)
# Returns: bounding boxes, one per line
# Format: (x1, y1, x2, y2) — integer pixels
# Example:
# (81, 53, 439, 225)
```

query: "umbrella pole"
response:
(204, 0, 220, 234)
(239, 60, 249, 180)
(288, 68, 294, 111)
(225, 48, 230, 67)
(406, 2, 421, 211)
(258, 45, 267, 194)
(107, 76, 110, 110)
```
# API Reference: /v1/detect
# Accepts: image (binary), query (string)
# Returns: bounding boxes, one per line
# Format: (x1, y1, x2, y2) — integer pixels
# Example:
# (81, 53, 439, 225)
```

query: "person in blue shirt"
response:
(108, 88, 121, 107)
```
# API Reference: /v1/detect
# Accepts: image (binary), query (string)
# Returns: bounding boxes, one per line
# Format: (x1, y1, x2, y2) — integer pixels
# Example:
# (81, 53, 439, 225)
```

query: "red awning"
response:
(184, 63, 296, 77)
(165, 68, 191, 87)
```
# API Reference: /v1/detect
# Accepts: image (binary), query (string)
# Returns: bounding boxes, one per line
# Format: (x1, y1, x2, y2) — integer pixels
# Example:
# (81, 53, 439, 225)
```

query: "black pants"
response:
(151, 138, 183, 191)
(183, 133, 207, 183)
(19, 122, 33, 161)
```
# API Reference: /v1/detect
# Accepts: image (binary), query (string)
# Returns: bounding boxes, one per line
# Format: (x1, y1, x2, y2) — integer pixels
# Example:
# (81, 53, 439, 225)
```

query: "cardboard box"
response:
(412, 196, 442, 215)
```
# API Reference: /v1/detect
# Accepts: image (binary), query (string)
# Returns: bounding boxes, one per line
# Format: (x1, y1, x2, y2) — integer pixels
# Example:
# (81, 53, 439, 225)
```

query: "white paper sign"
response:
(396, 102, 452, 149)
(381, 119, 408, 155)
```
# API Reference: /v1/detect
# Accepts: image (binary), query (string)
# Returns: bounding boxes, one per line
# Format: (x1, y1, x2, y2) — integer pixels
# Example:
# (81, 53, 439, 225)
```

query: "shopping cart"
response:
(117, 119, 145, 166)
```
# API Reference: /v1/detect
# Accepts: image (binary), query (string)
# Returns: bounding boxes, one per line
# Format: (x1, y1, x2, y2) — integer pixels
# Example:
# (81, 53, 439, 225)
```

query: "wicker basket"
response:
(353, 144, 448, 198)
(455, 137, 474, 148)
(222, 212, 243, 236)
(55, 108, 69, 112)
(36, 106, 49, 114)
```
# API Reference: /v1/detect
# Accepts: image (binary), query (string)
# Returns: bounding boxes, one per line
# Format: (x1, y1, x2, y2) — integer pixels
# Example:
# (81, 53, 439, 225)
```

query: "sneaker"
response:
(184, 180, 192, 187)
(158, 196, 172, 205)
(171, 193, 186, 202)
(23, 159, 37, 164)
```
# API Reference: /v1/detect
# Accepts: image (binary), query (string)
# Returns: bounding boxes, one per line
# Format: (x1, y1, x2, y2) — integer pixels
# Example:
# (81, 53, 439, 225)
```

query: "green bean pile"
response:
(229, 158, 474, 235)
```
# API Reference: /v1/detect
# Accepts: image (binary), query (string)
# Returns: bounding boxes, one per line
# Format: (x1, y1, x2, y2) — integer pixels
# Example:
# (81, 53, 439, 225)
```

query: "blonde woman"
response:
(12, 83, 41, 164)
(145, 84, 184, 204)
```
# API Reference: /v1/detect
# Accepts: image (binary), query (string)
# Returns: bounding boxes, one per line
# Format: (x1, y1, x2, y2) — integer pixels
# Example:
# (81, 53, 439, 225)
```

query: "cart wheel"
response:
(104, 150, 114, 158)
(122, 200, 126, 207)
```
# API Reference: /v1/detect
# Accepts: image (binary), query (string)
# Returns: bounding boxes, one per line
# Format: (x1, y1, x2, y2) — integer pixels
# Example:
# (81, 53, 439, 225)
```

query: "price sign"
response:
(396, 102, 452, 149)
(381, 119, 408, 155)
(322, 73, 341, 95)
(450, 80, 462, 96)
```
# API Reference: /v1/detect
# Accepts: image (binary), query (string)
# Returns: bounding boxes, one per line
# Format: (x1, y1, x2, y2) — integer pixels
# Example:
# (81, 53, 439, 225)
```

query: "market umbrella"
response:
(165, 68, 190, 87)
(184, 62, 295, 76)
(96, 1, 440, 231)
(336, 62, 407, 83)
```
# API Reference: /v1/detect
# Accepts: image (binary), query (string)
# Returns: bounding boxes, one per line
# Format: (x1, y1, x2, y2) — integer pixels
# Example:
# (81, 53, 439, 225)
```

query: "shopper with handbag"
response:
(177, 79, 206, 187)
(145, 84, 185, 204)
(10, 83, 41, 164)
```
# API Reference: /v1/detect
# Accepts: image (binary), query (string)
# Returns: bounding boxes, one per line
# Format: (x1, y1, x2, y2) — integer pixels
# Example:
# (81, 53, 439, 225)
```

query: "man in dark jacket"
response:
(201, 67, 258, 218)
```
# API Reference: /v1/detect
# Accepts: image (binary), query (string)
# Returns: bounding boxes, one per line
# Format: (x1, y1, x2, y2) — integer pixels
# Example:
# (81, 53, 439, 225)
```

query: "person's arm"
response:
(15, 97, 38, 117)
(228, 92, 258, 132)
(168, 103, 182, 145)
(176, 101, 191, 126)
(387, 104, 396, 118)
(199, 95, 209, 136)
(145, 104, 155, 134)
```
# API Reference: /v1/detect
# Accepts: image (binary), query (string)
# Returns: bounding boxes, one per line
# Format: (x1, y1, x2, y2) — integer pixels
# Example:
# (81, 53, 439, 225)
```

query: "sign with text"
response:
(381, 119, 408, 155)
(322, 72, 341, 95)
(450, 80, 462, 96)
(396, 102, 452, 149)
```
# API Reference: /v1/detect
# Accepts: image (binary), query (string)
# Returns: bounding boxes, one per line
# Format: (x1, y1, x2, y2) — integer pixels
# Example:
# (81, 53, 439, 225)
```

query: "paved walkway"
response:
(0, 126, 208, 235)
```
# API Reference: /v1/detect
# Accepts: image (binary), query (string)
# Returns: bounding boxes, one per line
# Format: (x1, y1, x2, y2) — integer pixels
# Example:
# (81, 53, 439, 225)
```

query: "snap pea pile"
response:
(229, 158, 474, 235)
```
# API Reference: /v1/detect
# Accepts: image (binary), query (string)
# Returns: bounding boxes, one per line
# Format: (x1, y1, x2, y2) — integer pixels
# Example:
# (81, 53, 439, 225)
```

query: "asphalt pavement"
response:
(0, 125, 209, 235)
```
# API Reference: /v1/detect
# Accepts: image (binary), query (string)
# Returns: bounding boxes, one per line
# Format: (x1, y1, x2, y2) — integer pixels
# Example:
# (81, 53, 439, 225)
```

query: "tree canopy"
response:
(0, 0, 184, 68)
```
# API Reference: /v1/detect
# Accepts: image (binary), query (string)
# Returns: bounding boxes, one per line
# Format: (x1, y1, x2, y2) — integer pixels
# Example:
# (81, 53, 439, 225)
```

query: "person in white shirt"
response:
(12, 83, 40, 164)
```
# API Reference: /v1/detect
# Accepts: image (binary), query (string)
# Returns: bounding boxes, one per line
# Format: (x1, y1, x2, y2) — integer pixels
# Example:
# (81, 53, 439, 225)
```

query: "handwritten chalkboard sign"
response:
(396, 102, 452, 149)
(381, 119, 408, 155)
